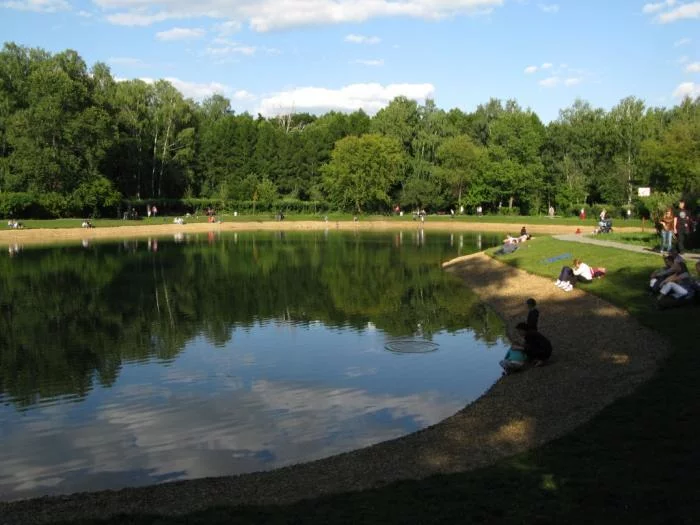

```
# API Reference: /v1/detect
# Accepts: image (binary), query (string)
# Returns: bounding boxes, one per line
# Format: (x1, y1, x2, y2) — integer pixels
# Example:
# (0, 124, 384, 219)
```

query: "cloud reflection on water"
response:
(0, 373, 476, 500)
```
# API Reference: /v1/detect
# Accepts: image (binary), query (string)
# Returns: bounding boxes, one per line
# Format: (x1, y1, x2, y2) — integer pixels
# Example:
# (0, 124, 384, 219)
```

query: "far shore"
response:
(0, 220, 645, 247)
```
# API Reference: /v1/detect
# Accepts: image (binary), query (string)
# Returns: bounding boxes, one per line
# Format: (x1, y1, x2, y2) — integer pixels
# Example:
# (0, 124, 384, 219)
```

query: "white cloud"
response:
(96, 0, 504, 30)
(156, 27, 206, 41)
(656, 1, 700, 23)
(541, 62, 553, 69)
(539, 76, 560, 87)
(673, 81, 700, 98)
(205, 42, 257, 56)
(642, 0, 676, 14)
(165, 77, 230, 99)
(677, 55, 689, 63)
(0, 0, 69, 12)
(257, 82, 435, 117)
(117, 76, 233, 100)
(353, 59, 384, 66)
(108, 57, 150, 68)
(345, 34, 381, 44)
(686, 62, 700, 73)
(674, 37, 691, 47)
(537, 3, 559, 13)
(233, 89, 256, 100)
(524, 65, 538, 74)
(564, 77, 582, 86)
(77, 9, 93, 17)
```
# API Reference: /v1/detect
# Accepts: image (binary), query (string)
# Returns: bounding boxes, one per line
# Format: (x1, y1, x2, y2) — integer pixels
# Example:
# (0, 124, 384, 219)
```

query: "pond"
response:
(0, 230, 508, 501)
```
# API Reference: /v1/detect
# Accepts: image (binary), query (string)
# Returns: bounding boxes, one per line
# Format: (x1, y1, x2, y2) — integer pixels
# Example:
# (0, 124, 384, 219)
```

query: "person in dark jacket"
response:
(512, 322, 552, 366)
(525, 298, 539, 331)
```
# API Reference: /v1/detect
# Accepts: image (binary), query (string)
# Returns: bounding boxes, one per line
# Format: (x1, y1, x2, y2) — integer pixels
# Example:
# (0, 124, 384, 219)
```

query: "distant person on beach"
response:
(525, 298, 539, 331)
(511, 322, 552, 367)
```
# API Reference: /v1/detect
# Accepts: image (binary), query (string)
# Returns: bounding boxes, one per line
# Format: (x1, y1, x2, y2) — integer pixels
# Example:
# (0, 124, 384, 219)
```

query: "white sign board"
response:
(637, 187, 651, 197)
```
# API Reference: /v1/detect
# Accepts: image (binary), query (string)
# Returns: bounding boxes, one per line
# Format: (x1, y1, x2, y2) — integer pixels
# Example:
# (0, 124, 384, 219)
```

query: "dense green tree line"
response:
(1, 42, 698, 218)
(0, 232, 504, 407)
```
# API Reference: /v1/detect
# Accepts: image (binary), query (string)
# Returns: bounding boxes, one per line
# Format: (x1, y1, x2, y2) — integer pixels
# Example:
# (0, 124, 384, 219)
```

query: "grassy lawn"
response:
(57, 237, 699, 525)
(9, 214, 647, 230)
(591, 231, 660, 249)
(590, 232, 700, 254)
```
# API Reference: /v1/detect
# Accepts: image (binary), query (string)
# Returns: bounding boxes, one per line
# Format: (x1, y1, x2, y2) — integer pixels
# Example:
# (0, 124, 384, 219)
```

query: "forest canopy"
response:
(0, 42, 698, 218)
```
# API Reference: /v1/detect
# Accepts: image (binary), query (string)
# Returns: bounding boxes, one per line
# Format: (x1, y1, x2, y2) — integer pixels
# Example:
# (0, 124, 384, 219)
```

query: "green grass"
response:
(55, 237, 699, 525)
(8, 214, 647, 230)
(590, 232, 700, 254)
(588, 231, 660, 249)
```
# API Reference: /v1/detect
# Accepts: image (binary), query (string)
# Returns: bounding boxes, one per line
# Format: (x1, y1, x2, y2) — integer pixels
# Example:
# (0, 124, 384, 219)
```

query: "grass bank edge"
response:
(7, 214, 649, 230)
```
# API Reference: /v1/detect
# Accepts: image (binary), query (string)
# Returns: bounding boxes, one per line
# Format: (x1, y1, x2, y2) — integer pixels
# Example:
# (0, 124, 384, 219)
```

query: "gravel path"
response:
(555, 234, 700, 262)
(0, 253, 669, 524)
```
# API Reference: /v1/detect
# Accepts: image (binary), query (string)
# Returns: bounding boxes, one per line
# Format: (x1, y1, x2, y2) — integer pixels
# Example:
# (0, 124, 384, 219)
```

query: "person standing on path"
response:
(674, 200, 691, 253)
(660, 208, 674, 253)
(525, 298, 539, 331)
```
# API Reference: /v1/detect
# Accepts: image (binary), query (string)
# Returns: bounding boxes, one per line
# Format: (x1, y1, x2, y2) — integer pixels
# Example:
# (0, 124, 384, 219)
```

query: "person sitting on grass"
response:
(657, 261, 699, 309)
(555, 258, 595, 292)
(649, 255, 675, 294)
(511, 322, 553, 367)
(656, 259, 694, 298)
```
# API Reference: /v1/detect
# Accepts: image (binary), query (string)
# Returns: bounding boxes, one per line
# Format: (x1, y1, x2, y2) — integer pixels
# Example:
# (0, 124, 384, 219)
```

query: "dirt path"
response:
(0, 220, 644, 247)
(0, 252, 669, 524)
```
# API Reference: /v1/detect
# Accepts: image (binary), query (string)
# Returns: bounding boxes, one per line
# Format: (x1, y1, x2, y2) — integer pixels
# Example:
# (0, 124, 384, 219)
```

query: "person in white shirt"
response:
(555, 258, 597, 292)
(572, 259, 594, 281)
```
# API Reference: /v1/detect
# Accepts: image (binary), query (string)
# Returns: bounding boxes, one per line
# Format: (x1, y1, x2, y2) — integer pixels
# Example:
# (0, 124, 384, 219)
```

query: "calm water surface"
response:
(0, 230, 507, 501)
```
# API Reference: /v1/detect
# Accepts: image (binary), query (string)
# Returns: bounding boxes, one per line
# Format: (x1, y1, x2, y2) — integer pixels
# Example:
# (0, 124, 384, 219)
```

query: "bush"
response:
(72, 177, 122, 218)
(497, 206, 520, 216)
(588, 204, 622, 220)
(0, 192, 37, 218)
(38, 193, 69, 218)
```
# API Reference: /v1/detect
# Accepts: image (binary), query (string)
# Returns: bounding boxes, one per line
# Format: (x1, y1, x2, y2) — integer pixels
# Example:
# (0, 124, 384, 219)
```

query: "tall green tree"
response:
(321, 134, 406, 213)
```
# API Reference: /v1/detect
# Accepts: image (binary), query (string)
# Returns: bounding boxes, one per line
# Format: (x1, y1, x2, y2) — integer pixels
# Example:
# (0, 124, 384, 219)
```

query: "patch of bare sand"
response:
(0, 220, 643, 247)
(0, 253, 668, 524)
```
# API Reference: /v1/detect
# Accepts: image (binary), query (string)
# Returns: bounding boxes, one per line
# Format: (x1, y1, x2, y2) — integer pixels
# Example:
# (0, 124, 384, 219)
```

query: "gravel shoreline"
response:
(0, 252, 668, 524)
(0, 220, 643, 247)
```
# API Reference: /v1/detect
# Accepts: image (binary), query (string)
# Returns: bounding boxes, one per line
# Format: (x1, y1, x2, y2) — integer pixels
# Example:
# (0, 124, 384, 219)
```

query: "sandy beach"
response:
(0, 250, 668, 524)
(0, 220, 645, 247)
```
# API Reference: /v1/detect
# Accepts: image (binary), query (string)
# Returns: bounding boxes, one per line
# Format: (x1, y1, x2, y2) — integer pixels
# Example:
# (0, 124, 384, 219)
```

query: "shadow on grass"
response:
(6, 249, 698, 525)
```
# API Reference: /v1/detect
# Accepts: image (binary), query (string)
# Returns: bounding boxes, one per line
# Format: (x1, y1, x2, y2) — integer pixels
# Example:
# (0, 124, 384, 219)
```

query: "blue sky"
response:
(1, 0, 699, 122)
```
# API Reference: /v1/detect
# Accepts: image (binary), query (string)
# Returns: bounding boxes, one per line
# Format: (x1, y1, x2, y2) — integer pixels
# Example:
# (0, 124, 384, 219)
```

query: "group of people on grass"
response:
(503, 226, 532, 245)
(648, 249, 700, 308)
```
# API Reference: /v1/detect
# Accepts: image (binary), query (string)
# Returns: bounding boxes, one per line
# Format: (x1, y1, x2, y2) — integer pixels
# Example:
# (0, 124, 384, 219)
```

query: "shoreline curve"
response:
(0, 252, 668, 524)
(0, 220, 644, 247)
